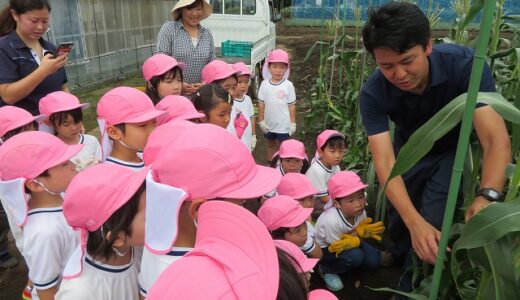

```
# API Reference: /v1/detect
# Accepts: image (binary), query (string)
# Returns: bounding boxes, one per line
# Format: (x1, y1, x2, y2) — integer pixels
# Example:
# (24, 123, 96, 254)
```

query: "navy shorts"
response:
(264, 132, 290, 141)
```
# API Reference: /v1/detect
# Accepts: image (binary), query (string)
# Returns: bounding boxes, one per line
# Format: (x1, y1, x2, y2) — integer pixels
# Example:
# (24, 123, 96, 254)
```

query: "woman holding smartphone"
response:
(0, 0, 69, 116)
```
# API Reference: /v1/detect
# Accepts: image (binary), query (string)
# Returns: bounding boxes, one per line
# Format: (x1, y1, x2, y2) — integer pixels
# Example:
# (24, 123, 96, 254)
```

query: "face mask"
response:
(32, 179, 61, 196)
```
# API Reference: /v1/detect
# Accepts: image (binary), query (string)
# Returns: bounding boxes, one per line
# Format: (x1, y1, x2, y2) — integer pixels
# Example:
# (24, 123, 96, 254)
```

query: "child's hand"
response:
(328, 234, 360, 256)
(258, 121, 269, 134)
(251, 135, 257, 150)
(354, 217, 385, 241)
(289, 123, 296, 136)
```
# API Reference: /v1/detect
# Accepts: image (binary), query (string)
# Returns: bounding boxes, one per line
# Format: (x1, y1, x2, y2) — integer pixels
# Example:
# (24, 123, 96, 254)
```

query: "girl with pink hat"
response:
(0, 131, 83, 300)
(258, 49, 297, 163)
(228, 61, 257, 152)
(39, 91, 101, 171)
(155, 95, 204, 125)
(270, 139, 310, 175)
(142, 54, 186, 104)
(277, 173, 322, 259)
(192, 83, 233, 128)
(0, 106, 43, 144)
(201, 59, 241, 93)
(139, 124, 281, 297)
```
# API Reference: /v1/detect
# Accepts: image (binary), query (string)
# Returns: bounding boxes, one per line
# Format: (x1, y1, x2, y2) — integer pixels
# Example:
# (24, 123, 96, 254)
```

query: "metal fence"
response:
(1, 0, 176, 87)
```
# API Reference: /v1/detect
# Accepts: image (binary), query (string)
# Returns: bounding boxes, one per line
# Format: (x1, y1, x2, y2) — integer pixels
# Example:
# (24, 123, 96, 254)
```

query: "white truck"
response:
(202, 0, 281, 95)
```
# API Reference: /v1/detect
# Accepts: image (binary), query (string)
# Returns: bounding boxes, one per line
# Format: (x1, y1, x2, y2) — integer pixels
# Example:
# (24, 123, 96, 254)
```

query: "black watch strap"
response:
(477, 188, 502, 202)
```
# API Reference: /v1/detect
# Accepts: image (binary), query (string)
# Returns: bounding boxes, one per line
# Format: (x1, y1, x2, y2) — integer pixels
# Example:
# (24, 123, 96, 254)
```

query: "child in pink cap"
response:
(258, 195, 313, 249)
(270, 139, 310, 175)
(39, 91, 101, 170)
(139, 123, 281, 297)
(258, 49, 297, 163)
(306, 129, 346, 214)
(142, 53, 186, 104)
(315, 171, 385, 292)
(227, 62, 256, 152)
(277, 173, 322, 259)
(56, 164, 150, 299)
(192, 83, 233, 128)
(201, 59, 241, 93)
(0, 106, 43, 144)
(0, 131, 83, 300)
(146, 200, 280, 300)
(96, 86, 165, 170)
(155, 95, 204, 125)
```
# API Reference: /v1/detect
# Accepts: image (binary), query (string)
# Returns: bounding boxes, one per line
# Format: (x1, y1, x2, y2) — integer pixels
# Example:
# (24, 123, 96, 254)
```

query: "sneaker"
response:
(322, 273, 344, 291)
(0, 255, 18, 269)
(380, 250, 395, 267)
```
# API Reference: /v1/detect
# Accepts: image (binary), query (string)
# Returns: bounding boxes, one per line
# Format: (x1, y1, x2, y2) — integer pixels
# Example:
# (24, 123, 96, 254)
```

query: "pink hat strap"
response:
(261, 60, 290, 81)
(323, 195, 334, 211)
(62, 229, 88, 279)
(145, 171, 189, 254)
(0, 178, 29, 228)
(97, 118, 112, 162)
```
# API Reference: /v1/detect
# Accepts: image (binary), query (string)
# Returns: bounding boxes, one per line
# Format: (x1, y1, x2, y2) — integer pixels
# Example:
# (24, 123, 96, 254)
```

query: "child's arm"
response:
(36, 286, 58, 300)
(307, 242, 323, 259)
(289, 104, 296, 124)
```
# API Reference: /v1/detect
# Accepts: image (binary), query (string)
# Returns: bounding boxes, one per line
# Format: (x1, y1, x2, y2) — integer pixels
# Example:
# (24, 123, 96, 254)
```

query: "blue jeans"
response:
(319, 242, 380, 274)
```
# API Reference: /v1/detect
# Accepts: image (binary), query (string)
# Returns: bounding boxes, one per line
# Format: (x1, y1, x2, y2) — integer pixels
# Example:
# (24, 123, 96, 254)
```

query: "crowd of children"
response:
(0, 45, 392, 300)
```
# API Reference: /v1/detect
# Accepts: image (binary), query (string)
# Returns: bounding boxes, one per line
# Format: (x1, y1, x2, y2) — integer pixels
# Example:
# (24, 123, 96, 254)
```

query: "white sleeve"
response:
(300, 222, 316, 254)
(245, 96, 255, 118)
(24, 227, 64, 290)
(314, 212, 342, 248)
(305, 166, 328, 197)
(257, 81, 267, 102)
(287, 81, 296, 104)
(92, 137, 102, 162)
(55, 279, 91, 300)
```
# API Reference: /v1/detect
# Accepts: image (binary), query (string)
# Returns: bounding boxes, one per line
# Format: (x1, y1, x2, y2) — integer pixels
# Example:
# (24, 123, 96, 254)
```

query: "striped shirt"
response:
(156, 20, 216, 84)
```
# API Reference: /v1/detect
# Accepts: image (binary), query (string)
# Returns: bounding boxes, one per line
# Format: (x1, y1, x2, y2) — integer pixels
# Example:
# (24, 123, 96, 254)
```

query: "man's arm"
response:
(465, 105, 511, 221)
(369, 132, 440, 264)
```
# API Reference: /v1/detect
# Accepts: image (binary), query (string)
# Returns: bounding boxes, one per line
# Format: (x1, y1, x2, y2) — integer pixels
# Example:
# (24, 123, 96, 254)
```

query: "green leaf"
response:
(461, 0, 484, 30)
(368, 287, 428, 300)
(303, 41, 328, 63)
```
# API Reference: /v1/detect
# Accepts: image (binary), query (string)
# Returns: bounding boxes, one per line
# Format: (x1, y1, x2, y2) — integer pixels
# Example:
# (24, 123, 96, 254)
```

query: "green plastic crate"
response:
(221, 40, 252, 57)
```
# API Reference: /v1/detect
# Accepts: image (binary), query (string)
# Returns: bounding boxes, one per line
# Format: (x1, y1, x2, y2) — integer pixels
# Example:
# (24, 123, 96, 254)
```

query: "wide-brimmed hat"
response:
(258, 195, 312, 231)
(39, 91, 90, 118)
(0, 106, 44, 139)
(171, 0, 213, 21)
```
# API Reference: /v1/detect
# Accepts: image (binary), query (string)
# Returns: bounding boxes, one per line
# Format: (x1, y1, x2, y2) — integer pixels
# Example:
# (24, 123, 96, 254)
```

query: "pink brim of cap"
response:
(145, 61, 187, 81)
(292, 186, 317, 200)
(218, 164, 281, 199)
(308, 289, 339, 300)
(276, 206, 313, 230)
(123, 109, 166, 124)
(48, 102, 90, 115)
(274, 239, 318, 273)
(332, 184, 368, 199)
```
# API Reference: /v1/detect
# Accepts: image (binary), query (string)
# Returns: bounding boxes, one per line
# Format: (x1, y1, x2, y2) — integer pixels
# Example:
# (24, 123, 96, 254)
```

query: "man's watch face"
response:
(487, 189, 500, 199)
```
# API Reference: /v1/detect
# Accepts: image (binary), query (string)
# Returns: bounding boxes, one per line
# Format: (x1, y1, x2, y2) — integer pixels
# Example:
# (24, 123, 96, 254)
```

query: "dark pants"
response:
(386, 150, 461, 293)
(319, 242, 380, 274)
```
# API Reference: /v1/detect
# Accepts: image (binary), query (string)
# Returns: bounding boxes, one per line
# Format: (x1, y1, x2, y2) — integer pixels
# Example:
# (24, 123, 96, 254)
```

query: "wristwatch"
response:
(476, 188, 502, 202)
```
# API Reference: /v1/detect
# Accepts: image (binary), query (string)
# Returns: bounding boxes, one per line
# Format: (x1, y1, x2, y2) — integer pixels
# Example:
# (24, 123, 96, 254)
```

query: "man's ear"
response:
(107, 125, 123, 141)
(425, 39, 433, 56)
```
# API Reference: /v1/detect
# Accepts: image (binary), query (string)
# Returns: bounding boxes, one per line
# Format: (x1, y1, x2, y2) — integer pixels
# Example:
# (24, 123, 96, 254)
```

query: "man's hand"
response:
(408, 217, 440, 264)
(465, 196, 491, 223)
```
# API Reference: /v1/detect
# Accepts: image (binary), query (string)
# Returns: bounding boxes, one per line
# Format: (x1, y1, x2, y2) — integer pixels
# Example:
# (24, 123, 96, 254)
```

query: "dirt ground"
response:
(0, 25, 402, 299)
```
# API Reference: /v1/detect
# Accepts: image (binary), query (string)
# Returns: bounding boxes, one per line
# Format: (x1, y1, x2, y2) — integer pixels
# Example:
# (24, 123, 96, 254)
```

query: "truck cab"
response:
(202, 0, 280, 95)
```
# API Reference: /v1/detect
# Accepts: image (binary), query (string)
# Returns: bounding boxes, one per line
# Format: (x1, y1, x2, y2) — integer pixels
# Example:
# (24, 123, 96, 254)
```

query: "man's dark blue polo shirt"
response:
(360, 43, 495, 156)
(0, 31, 67, 115)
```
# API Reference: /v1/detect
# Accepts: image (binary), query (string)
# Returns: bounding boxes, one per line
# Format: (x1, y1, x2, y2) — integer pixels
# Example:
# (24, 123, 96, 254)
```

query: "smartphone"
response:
(54, 42, 74, 58)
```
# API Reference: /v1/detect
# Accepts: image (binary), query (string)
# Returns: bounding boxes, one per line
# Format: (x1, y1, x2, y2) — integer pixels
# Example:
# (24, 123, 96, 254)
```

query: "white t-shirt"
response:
(314, 207, 367, 248)
(300, 221, 316, 255)
(104, 156, 145, 171)
(56, 252, 139, 300)
(305, 159, 341, 198)
(138, 246, 192, 297)
(23, 207, 79, 292)
(227, 95, 255, 152)
(258, 79, 296, 134)
(70, 134, 102, 168)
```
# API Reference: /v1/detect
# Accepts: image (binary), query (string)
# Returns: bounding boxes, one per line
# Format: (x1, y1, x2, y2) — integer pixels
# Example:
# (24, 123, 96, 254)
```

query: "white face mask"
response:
(32, 179, 61, 196)
(118, 139, 139, 151)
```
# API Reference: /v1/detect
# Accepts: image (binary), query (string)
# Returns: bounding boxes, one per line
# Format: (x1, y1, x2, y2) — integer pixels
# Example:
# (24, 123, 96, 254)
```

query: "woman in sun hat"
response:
(156, 0, 215, 95)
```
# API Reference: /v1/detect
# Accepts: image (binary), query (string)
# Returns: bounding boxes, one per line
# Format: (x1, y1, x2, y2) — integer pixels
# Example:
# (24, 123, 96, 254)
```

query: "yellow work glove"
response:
(328, 234, 361, 256)
(354, 217, 385, 241)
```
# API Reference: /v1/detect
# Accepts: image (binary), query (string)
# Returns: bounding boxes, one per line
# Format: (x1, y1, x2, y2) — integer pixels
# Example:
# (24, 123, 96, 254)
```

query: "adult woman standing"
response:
(0, 0, 68, 116)
(156, 0, 215, 94)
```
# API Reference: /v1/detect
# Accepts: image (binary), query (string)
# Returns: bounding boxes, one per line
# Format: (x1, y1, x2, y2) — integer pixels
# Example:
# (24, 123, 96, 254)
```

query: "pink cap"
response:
(62, 164, 150, 278)
(153, 124, 281, 200)
(308, 289, 339, 300)
(142, 54, 186, 81)
(155, 95, 204, 125)
(232, 61, 253, 78)
(257, 195, 312, 231)
(0, 106, 44, 139)
(39, 91, 89, 117)
(328, 171, 368, 200)
(96, 87, 165, 126)
(143, 120, 195, 165)
(0, 131, 83, 227)
(146, 201, 279, 300)
(277, 173, 317, 200)
(316, 129, 345, 150)
(201, 60, 241, 84)
(262, 49, 290, 80)
(278, 139, 306, 159)
(274, 239, 318, 273)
